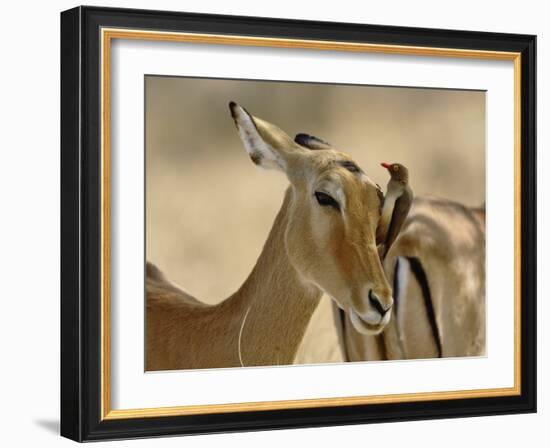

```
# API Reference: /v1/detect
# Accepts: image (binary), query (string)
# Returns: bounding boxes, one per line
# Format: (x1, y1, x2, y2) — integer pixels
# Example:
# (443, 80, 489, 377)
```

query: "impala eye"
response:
(314, 191, 340, 211)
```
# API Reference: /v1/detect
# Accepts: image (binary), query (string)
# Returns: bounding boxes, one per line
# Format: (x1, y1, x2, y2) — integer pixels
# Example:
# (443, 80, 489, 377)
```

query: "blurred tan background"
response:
(145, 76, 485, 365)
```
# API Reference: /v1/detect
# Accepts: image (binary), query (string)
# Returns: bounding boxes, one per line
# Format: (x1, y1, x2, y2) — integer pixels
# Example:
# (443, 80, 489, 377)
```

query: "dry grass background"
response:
(145, 76, 485, 365)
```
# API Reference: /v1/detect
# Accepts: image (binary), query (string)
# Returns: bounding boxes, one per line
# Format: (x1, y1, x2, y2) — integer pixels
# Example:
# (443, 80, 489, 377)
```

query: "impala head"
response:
(230, 102, 394, 334)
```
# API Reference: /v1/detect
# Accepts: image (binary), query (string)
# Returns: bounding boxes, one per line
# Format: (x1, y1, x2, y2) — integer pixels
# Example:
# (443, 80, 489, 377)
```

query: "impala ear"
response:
(375, 184, 386, 247)
(294, 133, 333, 150)
(229, 101, 302, 172)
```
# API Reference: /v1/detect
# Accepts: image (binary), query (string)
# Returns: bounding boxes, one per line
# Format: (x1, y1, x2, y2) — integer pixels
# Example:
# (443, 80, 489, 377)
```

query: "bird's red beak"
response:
(381, 162, 391, 169)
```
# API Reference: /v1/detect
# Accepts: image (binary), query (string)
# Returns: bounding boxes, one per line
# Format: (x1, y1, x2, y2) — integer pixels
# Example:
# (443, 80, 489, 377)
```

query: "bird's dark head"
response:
(381, 162, 409, 184)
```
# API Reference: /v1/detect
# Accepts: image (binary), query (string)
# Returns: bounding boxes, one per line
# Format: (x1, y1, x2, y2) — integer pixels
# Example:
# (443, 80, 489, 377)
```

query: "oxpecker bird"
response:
(376, 162, 413, 259)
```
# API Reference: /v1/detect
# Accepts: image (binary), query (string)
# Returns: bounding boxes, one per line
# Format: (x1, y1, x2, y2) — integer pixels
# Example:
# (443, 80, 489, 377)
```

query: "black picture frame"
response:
(61, 5, 536, 442)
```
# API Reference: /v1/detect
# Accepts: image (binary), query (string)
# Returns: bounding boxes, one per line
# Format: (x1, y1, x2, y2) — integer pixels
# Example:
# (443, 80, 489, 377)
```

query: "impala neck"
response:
(225, 188, 323, 366)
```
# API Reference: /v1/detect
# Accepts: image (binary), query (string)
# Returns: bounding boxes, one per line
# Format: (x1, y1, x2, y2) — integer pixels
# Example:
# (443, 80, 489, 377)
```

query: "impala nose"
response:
(369, 289, 392, 317)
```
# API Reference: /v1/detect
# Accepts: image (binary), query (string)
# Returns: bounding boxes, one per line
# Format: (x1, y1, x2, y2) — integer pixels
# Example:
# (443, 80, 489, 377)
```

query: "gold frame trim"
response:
(100, 28, 522, 420)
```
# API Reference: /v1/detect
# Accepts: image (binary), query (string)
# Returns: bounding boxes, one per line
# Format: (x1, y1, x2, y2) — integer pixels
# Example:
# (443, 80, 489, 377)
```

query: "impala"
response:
(146, 102, 401, 371)
(294, 134, 485, 361)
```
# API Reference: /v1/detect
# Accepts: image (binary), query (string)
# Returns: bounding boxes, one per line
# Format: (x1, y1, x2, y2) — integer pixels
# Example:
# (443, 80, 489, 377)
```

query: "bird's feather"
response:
(382, 186, 413, 258)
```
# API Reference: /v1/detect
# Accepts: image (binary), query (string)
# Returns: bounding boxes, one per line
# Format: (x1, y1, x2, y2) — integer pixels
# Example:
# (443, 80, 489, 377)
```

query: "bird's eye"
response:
(314, 192, 340, 211)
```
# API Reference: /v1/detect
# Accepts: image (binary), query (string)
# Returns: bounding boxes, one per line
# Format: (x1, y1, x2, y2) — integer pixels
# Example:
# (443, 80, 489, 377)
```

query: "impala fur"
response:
(146, 102, 395, 371)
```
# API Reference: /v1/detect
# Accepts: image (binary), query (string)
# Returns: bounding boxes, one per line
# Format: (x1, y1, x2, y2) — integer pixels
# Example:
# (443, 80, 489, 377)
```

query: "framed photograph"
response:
(60, 6, 536, 441)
